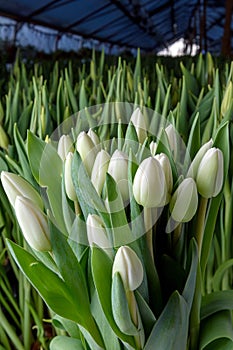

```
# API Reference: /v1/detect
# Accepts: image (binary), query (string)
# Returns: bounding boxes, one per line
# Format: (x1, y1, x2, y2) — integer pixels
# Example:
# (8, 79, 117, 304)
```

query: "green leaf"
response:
(203, 338, 233, 350)
(200, 311, 233, 349)
(182, 239, 198, 313)
(91, 247, 135, 347)
(212, 259, 233, 292)
(185, 112, 200, 169)
(213, 121, 230, 184)
(13, 124, 34, 182)
(105, 173, 133, 247)
(135, 291, 156, 339)
(6, 240, 83, 324)
(201, 290, 233, 320)
(49, 221, 90, 310)
(27, 131, 66, 233)
(111, 273, 138, 335)
(71, 151, 106, 219)
(144, 291, 189, 350)
(52, 314, 80, 338)
(49, 336, 84, 350)
(91, 290, 121, 350)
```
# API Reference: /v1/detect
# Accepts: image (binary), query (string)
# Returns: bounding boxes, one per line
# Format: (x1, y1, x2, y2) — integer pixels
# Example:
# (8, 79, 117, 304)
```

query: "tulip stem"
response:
(74, 200, 81, 215)
(144, 208, 154, 262)
(126, 291, 142, 350)
(195, 197, 208, 257)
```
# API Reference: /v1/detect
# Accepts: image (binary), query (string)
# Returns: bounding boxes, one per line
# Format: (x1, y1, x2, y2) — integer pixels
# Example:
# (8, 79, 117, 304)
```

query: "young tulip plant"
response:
(1, 102, 231, 350)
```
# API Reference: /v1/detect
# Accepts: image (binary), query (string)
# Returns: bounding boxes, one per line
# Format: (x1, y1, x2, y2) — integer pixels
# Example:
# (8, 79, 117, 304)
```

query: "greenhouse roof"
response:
(0, 0, 231, 54)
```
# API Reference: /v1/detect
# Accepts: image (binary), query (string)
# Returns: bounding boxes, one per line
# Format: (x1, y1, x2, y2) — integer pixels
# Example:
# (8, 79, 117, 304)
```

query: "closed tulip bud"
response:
(76, 131, 97, 175)
(186, 139, 213, 178)
(112, 246, 143, 291)
(1, 171, 43, 210)
(64, 152, 76, 201)
(108, 150, 129, 202)
(87, 129, 100, 148)
(15, 196, 51, 251)
(130, 108, 148, 144)
(86, 214, 110, 248)
(221, 81, 232, 117)
(0, 125, 9, 150)
(165, 124, 178, 159)
(196, 147, 224, 198)
(133, 157, 166, 208)
(170, 178, 198, 223)
(149, 141, 157, 156)
(154, 153, 173, 203)
(91, 150, 110, 195)
(57, 135, 74, 161)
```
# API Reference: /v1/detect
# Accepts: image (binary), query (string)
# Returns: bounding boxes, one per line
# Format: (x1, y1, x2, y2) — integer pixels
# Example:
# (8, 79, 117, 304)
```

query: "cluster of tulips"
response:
(0, 105, 225, 350)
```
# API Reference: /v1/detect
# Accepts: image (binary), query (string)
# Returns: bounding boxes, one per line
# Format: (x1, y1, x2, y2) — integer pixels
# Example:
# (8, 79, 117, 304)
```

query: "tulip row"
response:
(1, 101, 229, 350)
(0, 51, 233, 350)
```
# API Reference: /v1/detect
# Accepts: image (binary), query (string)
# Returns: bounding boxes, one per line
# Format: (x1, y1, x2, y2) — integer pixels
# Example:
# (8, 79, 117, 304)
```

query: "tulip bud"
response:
(57, 135, 74, 161)
(221, 81, 233, 117)
(149, 141, 157, 156)
(130, 108, 148, 144)
(76, 131, 97, 176)
(196, 147, 224, 198)
(133, 157, 166, 208)
(87, 129, 100, 148)
(154, 153, 173, 203)
(0, 125, 9, 150)
(1, 171, 43, 210)
(15, 196, 51, 251)
(86, 214, 110, 248)
(91, 150, 110, 195)
(186, 139, 213, 178)
(64, 152, 76, 201)
(112, 246, 143, 291)
(108, 150, 129, 202)
(165, 124, 178, 159)
(169, 178, 198, 223)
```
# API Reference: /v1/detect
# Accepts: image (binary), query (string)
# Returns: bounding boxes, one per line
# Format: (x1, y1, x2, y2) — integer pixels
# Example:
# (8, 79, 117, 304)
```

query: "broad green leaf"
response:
(185, 112, 200, 168)
(203, 338, 233, 350)
(27, 131, 66, 233)
(91, 290, 121, 350)
(182, 238, 198, 313)
(144, 291, 189, 350)
(49, 336, 84, 350)
(91, 247, 135, 347)
(6, 240, 83, 323)
(111, 273, 138, 336)
(200, 311, 233, 349)
(135, 291, 156, 339)
(201, 290, 233, 319)
(52, 314, 80, 338)
(105, 173, 133, 247)
(13, 124, 34, 183)
(212, 259, 233, 291)
(49, 221, 90, 310)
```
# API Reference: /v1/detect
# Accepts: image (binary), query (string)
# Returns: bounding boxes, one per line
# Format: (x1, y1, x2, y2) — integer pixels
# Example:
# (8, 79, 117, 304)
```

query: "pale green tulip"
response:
(64, 152, 77, 201)
(112, 246, 143, 291)
(133, 157, 166, 208)
(1, 171, 43, 210)
(15, 196, 51, 251)
(108, 150, 129, 202)
(170, 178, 198, 223)
(196, 147, 224, 198)
(57, 134, 74, 161)
(76, 131, 97, 175)
(91, 149, 110, 195)
(86, 214, 110, 248)
(130, 108, 148, 144)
